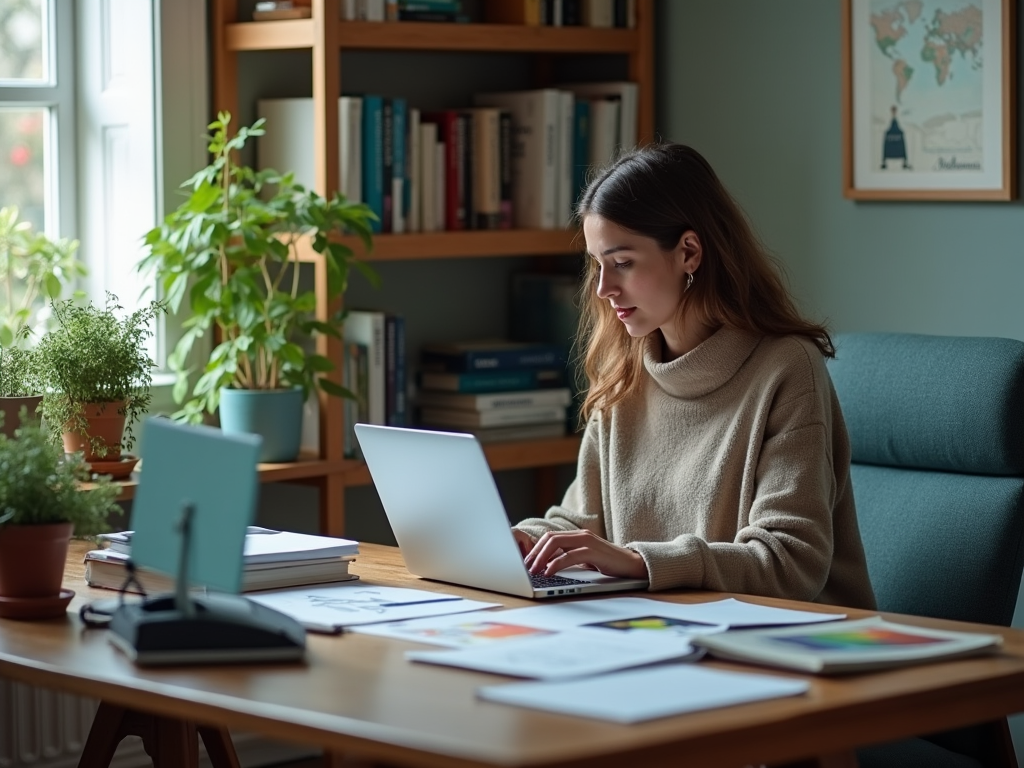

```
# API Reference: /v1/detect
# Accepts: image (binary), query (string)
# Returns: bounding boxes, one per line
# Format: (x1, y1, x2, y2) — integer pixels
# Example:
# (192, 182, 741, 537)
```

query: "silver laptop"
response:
(354, 424, 649, 599)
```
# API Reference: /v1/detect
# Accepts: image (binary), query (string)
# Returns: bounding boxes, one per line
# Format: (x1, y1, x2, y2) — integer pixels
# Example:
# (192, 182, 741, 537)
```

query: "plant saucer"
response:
(88, 454, 140, 480)
(0, 588, 75, 620)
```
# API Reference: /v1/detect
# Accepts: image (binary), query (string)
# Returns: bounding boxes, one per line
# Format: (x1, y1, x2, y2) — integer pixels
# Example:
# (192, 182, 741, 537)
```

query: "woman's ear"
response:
(676, 230, 703, 274)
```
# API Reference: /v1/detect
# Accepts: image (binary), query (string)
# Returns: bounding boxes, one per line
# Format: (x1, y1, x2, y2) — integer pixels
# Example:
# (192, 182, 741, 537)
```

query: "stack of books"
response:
(84, 527, 360, 594)
(416, 340, 572, 443)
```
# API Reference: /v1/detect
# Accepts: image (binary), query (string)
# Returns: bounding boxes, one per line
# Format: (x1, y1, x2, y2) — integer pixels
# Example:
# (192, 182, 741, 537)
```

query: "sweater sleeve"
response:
(513, 417, 607, 540)
(633, 390, 837, 599)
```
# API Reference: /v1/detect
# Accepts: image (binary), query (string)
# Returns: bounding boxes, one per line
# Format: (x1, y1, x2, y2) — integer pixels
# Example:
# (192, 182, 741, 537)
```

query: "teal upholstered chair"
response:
(826, 332, 1024, 768)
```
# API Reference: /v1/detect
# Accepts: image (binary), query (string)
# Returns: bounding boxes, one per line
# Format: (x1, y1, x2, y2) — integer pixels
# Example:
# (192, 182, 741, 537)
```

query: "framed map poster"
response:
(842, 0, 1015, 200)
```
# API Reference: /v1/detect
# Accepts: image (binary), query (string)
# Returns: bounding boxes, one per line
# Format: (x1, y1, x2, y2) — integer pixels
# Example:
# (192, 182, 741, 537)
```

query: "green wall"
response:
(656, 0, 1024, 342)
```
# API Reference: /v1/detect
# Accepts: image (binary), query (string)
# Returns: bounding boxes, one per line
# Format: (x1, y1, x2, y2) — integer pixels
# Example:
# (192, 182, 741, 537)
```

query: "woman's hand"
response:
(511, 528, 538, 558)
(524, 529, 648, 580)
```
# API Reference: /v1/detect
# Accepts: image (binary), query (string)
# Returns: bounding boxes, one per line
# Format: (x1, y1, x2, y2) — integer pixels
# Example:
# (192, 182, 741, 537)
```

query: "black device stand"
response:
(108, 503, 306, 666)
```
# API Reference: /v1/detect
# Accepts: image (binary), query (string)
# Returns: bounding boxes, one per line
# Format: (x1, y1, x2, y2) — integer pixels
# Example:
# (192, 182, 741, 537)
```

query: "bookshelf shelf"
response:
(295, 229, 583, 264)
(339, 435, 583, 487)
(225, 20, 640, 55)
(211, 0, 655, 536)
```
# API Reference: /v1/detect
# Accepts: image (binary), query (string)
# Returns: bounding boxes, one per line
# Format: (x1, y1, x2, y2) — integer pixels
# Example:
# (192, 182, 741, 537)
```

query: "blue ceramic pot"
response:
(218, 387, 304, 463)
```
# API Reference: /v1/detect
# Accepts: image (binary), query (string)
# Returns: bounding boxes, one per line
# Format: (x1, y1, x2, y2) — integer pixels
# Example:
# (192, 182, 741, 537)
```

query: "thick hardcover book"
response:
(407, 107, 420, 232)
(419, 368, 565, 393)
(420, 404, 566, 428)
(420, 340, 565, 373)
(361, 94, 385, 232)
(473, 89, 561, 229)
(344, 309, 387, 424)
(340, 95, 363, 203)
(417, 386, 572, 412)
(384, 314, 407, 426)
(419, 121, 438, 232)
(462, 108, 501, 229)
(693, 617, 1003, 675)
(85, 549, 357, 595)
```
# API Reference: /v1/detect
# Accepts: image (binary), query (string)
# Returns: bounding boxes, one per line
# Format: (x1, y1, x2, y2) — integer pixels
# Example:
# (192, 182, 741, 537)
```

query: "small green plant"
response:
(0, 328, 38, 397)
(35, 295, 165, 456)
(138, 111, 378, 424)
(0, 414, 120, 536)
(0, 205, 86, 346)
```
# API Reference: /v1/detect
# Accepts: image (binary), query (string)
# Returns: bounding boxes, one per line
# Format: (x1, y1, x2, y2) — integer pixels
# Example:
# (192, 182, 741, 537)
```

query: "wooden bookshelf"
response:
(210, 0, 655, 536)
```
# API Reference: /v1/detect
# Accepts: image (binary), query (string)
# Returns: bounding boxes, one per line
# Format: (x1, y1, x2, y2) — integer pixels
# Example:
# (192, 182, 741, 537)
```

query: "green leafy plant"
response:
(35, 295, 165, 456)
(138, 111, 378, 424)
(0, 205, 86, 347)
(0, 328, 38, 397)
(0, 414, 120, 535)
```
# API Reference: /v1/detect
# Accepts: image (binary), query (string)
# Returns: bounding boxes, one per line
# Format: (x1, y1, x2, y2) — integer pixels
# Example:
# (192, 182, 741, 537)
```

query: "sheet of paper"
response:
(247, 584, 500, 632)
(407, 627, 699, 679)
(352, 613, 560, 648)
(477, 664, 810, 722)
(479, 597, 843, 631)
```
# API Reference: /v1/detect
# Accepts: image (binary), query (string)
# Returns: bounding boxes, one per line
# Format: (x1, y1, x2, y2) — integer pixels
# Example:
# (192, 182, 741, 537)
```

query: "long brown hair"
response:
(576, 143, 833, 419)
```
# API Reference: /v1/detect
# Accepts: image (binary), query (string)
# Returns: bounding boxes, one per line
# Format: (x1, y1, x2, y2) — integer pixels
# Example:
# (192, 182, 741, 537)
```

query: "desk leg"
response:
(78, 702, 240, 768)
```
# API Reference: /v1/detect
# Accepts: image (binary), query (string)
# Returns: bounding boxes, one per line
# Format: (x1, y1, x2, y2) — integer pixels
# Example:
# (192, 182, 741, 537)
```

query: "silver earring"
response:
(685, 272, 694, 292)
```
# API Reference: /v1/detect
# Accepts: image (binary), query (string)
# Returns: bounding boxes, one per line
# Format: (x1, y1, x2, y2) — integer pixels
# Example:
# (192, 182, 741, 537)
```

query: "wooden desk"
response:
(1, 542, 1023, 768)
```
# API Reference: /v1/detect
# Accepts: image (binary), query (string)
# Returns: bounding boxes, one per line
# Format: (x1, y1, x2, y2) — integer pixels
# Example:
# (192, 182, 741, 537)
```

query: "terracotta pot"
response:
(61, 400, 126, 461)
(0, 395, 43, 437)
(0, 522, 73, 599)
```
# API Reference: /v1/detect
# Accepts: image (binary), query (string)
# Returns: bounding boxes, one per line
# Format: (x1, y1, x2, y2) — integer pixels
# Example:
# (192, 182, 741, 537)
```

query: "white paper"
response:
(408, 627, 699, 679)
(478, 665, 810, 723)
(352, 612, 560, 648)
(247, 584, 500, 632)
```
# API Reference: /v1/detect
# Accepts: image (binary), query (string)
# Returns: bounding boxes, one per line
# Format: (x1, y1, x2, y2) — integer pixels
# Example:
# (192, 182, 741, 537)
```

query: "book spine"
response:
(557, 90, 574, 227)
(392, 97, 407, 233)
(562, 0, 580, 25)
(394, 315, 407, 425)
(382, 97, 394, 233)
(343, 342, 365, 458)
(458, 111, 472, 230)
(419, 121, 438, 232)
(340, 96, 364, 203)
(407, 107, 420, 232)
(420, 345, 564, 372)
(483, 0, 540, 25)
(498, 110, 514, 229)
(361, 95, 384, 232)
(422, 111, 461, 231)
(468, 109, 501, 230)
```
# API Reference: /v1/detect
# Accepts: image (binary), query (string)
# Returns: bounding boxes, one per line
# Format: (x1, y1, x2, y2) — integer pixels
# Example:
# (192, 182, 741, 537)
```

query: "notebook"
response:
(354, 424, 650, 599)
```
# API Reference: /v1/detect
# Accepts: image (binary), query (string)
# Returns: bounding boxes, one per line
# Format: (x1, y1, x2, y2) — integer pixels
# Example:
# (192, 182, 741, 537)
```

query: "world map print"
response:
(869, 0, 984, 172)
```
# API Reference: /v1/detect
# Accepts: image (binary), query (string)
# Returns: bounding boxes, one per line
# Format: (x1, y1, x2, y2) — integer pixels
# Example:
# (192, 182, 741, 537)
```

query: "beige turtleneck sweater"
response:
(516, 328, 877, 610)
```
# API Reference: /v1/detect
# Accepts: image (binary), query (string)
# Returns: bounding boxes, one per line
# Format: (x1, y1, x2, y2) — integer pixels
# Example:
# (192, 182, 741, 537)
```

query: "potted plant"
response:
(0, 416, 120, 619)
(139, 112, 377, 462)
(35, 294, 165, 477)
(0, 332, 41, 437)
(0, 206, 87, 436)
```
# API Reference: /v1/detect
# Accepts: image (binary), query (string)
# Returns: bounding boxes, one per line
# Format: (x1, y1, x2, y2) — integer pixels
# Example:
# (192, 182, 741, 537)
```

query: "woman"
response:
(513, 144, 876, 609)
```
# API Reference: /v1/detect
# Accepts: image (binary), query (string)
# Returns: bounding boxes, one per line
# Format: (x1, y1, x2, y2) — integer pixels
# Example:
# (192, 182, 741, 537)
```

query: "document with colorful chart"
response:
(692, 616, 1002, 674)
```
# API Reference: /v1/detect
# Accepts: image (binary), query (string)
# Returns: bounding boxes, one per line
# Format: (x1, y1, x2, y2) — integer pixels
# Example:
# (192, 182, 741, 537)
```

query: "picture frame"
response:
(842, 0, 1015, 201)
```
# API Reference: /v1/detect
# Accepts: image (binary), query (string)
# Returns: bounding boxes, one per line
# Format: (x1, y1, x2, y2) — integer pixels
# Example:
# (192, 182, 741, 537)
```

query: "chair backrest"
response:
(827, 332, 1024, 626)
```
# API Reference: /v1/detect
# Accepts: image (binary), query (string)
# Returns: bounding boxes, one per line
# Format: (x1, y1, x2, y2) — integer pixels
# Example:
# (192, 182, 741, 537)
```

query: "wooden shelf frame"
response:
(210, 0, 655, 535)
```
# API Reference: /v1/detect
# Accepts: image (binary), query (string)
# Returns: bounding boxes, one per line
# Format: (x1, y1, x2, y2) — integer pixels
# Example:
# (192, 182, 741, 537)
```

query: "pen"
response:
(380, 598, 464, 608)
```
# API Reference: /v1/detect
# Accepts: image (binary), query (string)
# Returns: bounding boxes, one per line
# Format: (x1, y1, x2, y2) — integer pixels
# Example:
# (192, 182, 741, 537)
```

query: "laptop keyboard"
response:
(529, 573, 589, 588)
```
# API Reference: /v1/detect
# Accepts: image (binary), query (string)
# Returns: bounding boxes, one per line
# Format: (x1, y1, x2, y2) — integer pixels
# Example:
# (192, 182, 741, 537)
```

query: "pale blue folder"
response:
(129, 418, 262, 594)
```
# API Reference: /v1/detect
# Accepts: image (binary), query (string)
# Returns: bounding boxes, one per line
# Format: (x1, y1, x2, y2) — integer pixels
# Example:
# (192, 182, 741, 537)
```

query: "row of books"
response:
(332, 0, 637, 27)
(486, 0, 637, 28)
(253, 0, 463, 22)
(416, 340, 571, 442)
(256, 82, 637, 233)
(85, 527, 360, 594)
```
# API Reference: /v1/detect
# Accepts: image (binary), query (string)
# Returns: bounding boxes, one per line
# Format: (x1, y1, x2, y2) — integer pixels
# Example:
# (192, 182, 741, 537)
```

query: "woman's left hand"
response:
(524, 529, 648, 580)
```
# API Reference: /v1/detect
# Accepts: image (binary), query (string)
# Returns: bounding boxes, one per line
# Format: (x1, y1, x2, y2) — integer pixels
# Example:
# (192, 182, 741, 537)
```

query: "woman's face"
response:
(584, 214, 694, 350)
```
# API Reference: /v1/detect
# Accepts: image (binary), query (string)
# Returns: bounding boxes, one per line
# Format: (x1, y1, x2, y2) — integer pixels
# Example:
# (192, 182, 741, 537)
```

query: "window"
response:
(0, 0, 75, 238)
